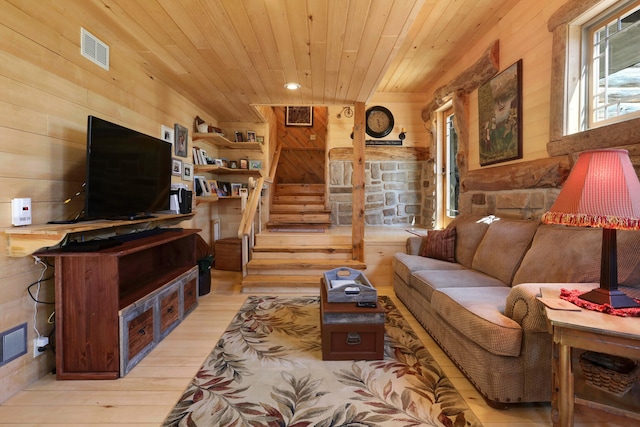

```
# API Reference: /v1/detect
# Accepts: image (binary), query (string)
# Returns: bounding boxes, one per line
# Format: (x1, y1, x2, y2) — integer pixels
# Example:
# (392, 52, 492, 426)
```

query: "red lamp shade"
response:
(541, 149, 640, 308)
(542, 149, 640, 230)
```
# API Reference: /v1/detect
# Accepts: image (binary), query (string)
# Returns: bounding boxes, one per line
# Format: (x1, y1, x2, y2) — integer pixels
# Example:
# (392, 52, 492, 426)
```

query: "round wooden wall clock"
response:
(365, 106, 394, 138)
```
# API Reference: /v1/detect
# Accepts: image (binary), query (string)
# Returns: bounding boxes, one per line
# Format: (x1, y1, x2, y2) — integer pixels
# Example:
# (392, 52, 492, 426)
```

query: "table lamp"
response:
(541, 149, 640, 308)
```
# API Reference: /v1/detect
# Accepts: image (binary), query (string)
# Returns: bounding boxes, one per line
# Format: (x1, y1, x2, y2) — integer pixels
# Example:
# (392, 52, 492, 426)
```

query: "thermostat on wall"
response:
(12, 198, 32, 226)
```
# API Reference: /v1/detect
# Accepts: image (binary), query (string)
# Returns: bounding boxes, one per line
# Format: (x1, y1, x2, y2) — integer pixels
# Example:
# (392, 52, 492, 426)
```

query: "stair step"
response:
(270, 205, 328, 213)
(275, 184, 324, 195)
(269, 213, 331, 222)
(273, 195, 324, 203)
(247, 258, 365, 271)
(266, 221, 332, 229)
(256, 233, 351, 246)
(252, 245, 352, 254)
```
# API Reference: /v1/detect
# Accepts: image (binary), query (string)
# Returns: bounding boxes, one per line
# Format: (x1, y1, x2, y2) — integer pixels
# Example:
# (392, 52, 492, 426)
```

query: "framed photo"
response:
(247, 131, 256, 142)
(234, 131, 244, 142)
(174, 123, 188, 157)
(285, 106, 313, 126)
(478, 59, 522, 166)
(171, 158, 182, 176)
(256, 135, 264, 144)
(217, 182, 230, 197)
(182, 163, 193, 181)
(161, 125, 174, 144)
(214, 158, 223, 167)
(239, 157, 248, 169)
(249, 159, 262, 170)
(229, 160, 238, 169)
(208, 180, 218, 193)
(231, 183, 242, 197)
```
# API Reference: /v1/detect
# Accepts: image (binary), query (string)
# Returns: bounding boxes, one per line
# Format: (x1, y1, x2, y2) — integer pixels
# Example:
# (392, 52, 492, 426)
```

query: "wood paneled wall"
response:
(274, 107, 327, 184)
(420, 1, 561, 171)
(0, 1, 210, 402)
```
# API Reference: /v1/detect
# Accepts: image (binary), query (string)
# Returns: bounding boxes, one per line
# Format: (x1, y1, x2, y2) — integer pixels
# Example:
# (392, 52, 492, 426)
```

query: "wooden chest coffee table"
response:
(320, 279, 385, 360)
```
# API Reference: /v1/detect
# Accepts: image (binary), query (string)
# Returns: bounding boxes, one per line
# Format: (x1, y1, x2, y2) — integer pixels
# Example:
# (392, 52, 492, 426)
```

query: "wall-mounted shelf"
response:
(0, 213, 194, 257)
(193, 133, 262, 151)
(193, 164, 262, 176)
(196, 195, 219, 204)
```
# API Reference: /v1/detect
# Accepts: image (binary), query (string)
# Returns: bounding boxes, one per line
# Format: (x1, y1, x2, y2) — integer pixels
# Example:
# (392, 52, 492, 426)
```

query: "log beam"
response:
(461, 157, 571, 192)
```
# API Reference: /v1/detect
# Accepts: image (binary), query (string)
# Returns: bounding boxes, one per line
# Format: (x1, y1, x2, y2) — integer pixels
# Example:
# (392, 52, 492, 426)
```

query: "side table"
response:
(540, 287, 640, 426)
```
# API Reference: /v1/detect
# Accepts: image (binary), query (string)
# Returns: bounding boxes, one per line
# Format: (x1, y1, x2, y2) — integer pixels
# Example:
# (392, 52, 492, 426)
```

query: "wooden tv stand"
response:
(36, 229, 200, 380)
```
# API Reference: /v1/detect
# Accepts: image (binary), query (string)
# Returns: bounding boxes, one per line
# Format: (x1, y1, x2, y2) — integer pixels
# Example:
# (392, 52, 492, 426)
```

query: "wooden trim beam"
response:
(352, 102, 365, 262)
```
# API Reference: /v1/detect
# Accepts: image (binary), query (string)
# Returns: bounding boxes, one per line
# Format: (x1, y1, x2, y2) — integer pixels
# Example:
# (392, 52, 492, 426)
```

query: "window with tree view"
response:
(589, 3, 640, 127)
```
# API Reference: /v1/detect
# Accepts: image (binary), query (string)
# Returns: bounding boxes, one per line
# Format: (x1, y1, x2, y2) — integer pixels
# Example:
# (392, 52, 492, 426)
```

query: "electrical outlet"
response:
(33, 337, 48, 357)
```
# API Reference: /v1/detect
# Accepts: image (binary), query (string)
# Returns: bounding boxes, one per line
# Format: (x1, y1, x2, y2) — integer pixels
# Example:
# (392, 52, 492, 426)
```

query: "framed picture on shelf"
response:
(182, 163, 193, 181)
(256, 135, 264, 144)
(172, 158, 182, 176)
(285, 106, 313, 126)
(249, 160, 262, 170)
(231, 183, 242, 197)
(478, 59, 523, 166)
(174, 123, 188, 157)
(214, 158, 223, 167)
(247, 131, 256, 142)
(229, 160, 238, 169)
(239, 157, 248, 169)
(234, 131, 244, 142)
(208, 180, 218, 194)
(161, 125, 174, 144)
(217, 182, 230, 197)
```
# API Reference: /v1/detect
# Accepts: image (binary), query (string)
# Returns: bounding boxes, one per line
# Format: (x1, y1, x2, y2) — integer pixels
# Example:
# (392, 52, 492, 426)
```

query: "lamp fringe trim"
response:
(541, 212, 640, 230)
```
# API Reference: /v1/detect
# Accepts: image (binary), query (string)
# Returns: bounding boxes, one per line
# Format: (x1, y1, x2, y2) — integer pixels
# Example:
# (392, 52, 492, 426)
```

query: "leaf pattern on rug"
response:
(162, 295, 483, 427)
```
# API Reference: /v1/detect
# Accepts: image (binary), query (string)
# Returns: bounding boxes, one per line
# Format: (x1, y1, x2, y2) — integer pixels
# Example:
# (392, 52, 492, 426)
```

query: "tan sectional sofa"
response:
(392, 214, 640, 406)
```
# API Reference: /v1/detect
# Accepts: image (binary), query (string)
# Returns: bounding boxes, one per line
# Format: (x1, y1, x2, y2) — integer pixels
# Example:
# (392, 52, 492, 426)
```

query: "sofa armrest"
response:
(505, 283, 555, 333)
(406, 236, 423, 255)
(505, 282, 598, 333)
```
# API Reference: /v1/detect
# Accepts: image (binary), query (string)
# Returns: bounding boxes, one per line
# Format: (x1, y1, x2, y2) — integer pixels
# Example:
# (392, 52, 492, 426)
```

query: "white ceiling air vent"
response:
(81, 28, 109, 70)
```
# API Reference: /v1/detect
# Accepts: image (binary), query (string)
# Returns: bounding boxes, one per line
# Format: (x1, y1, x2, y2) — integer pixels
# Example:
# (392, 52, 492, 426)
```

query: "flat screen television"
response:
(84, 115, 172, 220)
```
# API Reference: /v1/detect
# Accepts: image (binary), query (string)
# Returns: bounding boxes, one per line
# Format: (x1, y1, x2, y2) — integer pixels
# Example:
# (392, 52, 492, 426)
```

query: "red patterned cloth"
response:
(560, 289, 640, 317)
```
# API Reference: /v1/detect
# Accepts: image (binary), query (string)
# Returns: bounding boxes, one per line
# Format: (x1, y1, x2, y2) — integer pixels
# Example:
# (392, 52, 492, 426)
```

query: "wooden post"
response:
(352, 102, 365, 261)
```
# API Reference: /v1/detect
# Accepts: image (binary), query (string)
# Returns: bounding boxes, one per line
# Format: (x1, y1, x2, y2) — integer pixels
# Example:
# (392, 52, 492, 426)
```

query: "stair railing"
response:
(237, 141, 281, 276)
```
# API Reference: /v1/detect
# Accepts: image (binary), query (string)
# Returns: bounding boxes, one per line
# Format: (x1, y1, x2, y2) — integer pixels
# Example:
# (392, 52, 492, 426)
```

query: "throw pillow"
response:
(420, 227, 456, 262)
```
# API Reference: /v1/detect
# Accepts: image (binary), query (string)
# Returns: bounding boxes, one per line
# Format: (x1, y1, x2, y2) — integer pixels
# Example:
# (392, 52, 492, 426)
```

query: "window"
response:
(582, 2, 640, 129)
(444, 111, 459, 219)
(588, 2, 640, 126)
(437, 106, 458, 227)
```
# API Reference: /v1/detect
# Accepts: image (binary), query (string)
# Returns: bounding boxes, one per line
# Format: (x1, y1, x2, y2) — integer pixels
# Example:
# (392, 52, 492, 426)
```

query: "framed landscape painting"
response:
(477, 60, 522, 166)
(285, 106, 313, 126)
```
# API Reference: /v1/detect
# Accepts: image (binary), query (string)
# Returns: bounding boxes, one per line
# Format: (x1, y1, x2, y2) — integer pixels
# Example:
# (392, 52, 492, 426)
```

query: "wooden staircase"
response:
(266, 183, 331, 230)
(241, 231, 366, 293)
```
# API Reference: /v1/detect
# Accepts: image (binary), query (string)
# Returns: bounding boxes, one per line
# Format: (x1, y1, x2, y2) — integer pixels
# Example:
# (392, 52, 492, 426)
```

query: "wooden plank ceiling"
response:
(67, 0, 519, 123)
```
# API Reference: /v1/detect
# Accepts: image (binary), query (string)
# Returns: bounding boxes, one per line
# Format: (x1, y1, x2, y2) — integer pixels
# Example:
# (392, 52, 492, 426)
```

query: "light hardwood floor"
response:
(0, 268, 627, 426)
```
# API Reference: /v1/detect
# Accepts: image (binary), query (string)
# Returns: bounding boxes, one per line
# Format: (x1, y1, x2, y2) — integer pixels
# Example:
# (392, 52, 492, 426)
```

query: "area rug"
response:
(162, 296, 483, 427)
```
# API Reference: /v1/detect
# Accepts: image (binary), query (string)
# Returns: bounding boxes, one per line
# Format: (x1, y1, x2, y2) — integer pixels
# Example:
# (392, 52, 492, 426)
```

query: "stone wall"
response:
(459, 188, 559, 220)
(328, 147, 434, 226)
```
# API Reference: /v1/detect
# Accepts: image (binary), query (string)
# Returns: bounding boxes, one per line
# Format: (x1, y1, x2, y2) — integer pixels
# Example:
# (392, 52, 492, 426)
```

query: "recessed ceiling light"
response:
(284, 82, 301, 90)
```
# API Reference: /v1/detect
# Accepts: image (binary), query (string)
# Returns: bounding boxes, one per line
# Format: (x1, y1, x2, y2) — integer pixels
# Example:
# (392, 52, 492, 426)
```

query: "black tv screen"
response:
(85, 116, 172, 220)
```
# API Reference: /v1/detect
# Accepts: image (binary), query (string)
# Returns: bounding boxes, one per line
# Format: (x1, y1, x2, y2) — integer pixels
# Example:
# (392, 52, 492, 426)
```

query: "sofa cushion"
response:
(472, 219, 539, 285)
(512, 225, 600, 285)
(392, 252, 464, 285)
(410, 269, 507, 302)
(513, 224, 640, 287)
(420, 227, 456, 262)
(431, 287, 522, 357)
(447, 214, 491, 268)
